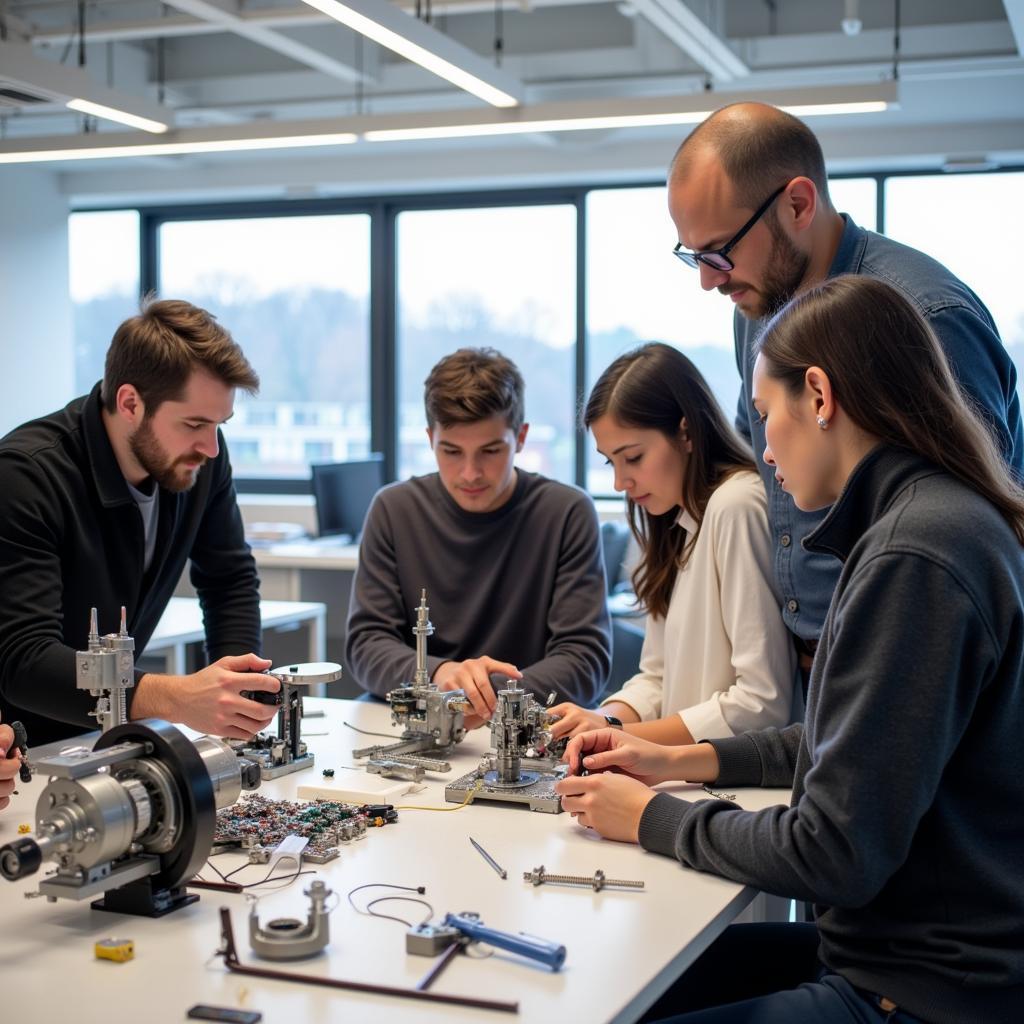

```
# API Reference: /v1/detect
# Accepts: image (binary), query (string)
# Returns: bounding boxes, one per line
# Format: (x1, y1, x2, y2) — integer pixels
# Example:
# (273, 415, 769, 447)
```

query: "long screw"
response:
(523, 865, 644, 892)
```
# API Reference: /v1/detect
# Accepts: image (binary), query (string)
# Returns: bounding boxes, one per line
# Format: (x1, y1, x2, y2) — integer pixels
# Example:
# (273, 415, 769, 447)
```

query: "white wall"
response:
(0, 168, 73, 436)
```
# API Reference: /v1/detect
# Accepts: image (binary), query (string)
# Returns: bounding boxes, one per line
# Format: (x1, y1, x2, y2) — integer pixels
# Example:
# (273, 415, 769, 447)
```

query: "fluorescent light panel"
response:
(66, 98, 169, 134)
(0, 83, 897, 164)
(299, 0, 522, 107)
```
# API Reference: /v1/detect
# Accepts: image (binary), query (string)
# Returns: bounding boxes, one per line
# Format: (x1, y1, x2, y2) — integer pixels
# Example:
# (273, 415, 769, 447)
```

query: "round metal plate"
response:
(268, 661, 343, 685)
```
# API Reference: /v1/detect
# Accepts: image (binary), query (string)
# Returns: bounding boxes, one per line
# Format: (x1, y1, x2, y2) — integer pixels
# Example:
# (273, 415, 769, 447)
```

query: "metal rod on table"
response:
(469, 836, 508, 880)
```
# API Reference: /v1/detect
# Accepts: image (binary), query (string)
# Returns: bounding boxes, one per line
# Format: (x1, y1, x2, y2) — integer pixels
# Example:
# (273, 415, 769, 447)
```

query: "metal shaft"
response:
(523, 865, 644, 891)
(412, 589, 434, 686)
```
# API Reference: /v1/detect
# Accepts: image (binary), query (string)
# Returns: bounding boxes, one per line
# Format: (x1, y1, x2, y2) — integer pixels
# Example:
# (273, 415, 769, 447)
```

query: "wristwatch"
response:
(603, 715, 624, 729)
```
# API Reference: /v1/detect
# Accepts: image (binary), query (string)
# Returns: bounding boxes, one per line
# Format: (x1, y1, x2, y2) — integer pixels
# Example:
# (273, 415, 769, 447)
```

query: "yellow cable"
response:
(395, 780, 482, 812)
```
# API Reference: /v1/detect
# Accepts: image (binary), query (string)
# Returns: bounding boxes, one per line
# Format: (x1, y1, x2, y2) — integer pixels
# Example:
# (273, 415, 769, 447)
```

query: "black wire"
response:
(77, 0, 85, 68)
(893, 0, 901, 81)
(494, 0, 503, 68)
(222, 855, 315, 890)
(363, 895, 434, 929)
(347, 882, 431, 928)
(343, 720, 399, 739)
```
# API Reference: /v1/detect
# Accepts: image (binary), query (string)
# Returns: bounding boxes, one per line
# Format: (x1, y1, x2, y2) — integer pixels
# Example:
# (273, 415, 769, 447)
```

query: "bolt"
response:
(523, 865, 644, 891)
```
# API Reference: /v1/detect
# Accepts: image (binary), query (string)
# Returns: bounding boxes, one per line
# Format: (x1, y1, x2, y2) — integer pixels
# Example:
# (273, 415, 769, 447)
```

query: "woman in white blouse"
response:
(550, 343, 795, 745)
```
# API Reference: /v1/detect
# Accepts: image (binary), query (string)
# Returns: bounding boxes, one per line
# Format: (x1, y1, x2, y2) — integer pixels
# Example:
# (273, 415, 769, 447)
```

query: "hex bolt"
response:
(523, 864, 644, 891)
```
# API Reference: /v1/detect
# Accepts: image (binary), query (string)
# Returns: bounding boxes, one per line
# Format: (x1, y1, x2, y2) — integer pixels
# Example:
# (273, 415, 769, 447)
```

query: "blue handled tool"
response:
(406, 911, 566, 971)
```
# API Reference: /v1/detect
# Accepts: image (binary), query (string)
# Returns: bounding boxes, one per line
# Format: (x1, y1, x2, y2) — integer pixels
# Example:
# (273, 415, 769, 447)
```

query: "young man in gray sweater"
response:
(346, 348, 611, 726)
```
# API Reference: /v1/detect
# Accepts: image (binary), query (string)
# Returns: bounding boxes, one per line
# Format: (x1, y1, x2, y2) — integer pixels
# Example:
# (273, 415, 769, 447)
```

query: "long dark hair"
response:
(757, 275, 1024, 544)
(584, 343, 754, 619)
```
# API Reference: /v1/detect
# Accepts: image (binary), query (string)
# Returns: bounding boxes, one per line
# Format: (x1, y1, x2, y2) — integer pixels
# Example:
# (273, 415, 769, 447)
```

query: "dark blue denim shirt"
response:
(735, 214, 1024, 640)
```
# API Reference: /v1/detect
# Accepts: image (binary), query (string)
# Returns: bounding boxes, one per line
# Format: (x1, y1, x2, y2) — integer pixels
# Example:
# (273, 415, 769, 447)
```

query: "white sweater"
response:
(602, 470, 796, 740)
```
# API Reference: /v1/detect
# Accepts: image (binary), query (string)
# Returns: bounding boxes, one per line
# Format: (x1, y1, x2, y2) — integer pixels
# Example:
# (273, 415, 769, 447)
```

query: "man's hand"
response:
(432, 657, 521, 728)
(0, 720, 20, 811)
(548, 703, 614, 740)
(134, 653, 279, 740)
(555, 771, 657, 843)
(562, 728, 693, 786)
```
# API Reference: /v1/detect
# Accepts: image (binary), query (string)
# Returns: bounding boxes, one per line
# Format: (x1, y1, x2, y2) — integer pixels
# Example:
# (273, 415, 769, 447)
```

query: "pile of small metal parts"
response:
(213, 794, 396, 865)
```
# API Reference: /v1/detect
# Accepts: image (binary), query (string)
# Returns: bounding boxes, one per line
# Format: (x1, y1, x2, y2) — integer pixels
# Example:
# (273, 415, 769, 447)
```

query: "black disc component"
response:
(0, 836, 42, 881)
(95, 719, 215, 891)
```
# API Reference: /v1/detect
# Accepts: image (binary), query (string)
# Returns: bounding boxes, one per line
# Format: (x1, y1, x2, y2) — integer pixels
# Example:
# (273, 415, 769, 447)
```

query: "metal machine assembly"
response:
(354, 590, 470, 776)
(76, 606, 135, 734)
(236, 662, 343, 780)
(0, 719, 261, 916)
(249, 879, 332, 960)
(444, 683, 567, 813)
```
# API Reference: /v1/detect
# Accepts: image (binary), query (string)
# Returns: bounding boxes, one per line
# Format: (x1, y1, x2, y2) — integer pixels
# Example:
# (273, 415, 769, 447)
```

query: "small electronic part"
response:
(9, 720, 33, 783)
(94, 937, 135, 962)
(322, 768, 335, 778)
(249, 879, 332, 960)
(213, 794, 397, 866)
(236, 662, 343, 781)
(406, 912, 565, 971)
(0, 723, 260, 917)
(523, 865, 645, 892)
(354, 591, 469, 776)
(445, 684, 567, 813)
(75, 606, 135, 734)
(187, 1006, 263, 1024)
(468, 836, 507, 880)
(17, 823, 30, 835)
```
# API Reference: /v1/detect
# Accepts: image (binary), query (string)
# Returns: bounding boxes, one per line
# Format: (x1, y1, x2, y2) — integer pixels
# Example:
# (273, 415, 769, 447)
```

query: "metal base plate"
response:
(445, 766, 566, 813)
(259, 752, 315, 780)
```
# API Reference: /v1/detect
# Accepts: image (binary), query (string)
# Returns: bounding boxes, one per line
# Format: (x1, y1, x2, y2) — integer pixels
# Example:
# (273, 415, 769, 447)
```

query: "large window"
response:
(885, 172, 1024, 380)
(69, 210, 140, 393)
(396, 204, 577, 482)
(157, 214, 371, 480)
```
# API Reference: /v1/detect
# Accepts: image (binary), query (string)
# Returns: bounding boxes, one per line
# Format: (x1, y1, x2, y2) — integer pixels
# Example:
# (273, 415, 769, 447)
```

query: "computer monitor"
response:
(310, 456, 385, 543)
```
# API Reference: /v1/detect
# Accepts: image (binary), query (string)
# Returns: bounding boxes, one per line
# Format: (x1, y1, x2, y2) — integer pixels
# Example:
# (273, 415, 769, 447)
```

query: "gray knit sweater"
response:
(346, 469, 611, 704)
(639, 448, 1024, 1023)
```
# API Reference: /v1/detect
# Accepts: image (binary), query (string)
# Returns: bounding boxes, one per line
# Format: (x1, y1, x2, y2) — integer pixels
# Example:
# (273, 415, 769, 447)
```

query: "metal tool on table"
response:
(249, 880, 332, 960)
(76, 606, 135, 734)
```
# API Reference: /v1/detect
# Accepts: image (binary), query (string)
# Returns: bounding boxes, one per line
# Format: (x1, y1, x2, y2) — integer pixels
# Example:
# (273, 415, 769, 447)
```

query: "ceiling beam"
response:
(156, 0, 368, 83)
(29, 0, 608, 47)
(630, 0, 749, 82)
(1005, 0, 1024, 54)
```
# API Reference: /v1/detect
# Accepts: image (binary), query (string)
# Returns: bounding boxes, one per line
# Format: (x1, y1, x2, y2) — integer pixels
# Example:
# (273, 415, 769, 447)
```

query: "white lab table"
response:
(0, 698, 789, 1024)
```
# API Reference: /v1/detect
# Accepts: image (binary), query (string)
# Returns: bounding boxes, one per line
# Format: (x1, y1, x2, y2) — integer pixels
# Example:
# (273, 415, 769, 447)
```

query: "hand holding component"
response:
(555, 770, 656, 843)
(562, 728, 692, 786)
(134, 653, 278, 740)
(0, 721, 20, 811)
(547, 702, 614, 740)
(432, 657, 520, 726)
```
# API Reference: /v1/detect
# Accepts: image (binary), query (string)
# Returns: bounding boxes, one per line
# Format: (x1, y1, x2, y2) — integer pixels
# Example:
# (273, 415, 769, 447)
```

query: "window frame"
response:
(71, 165, 1024, 496)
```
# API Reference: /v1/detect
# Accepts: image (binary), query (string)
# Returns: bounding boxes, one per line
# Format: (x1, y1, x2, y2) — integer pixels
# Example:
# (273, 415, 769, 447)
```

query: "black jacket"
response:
(0, 383, 261, 745)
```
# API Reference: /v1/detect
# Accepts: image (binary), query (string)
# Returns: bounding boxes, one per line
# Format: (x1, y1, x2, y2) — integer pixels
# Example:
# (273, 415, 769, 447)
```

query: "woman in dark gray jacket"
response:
(557, 275, 1024, 1024)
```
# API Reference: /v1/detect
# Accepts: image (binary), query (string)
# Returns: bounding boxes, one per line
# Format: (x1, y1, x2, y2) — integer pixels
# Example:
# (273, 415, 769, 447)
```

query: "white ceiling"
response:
(1, 0, 1022, 202)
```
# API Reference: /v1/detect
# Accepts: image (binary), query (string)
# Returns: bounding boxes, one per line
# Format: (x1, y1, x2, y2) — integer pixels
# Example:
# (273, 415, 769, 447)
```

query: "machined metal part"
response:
(444, 684, 567, 813)
(523, 865, 645, 892)
(356, 590, 469, 774)
(249, 880, 332, 960)
(0, 720, 261, 917)
(75, 606, 136, 734)
(237, 662, 342, 780)
(366, 759, 426, 783)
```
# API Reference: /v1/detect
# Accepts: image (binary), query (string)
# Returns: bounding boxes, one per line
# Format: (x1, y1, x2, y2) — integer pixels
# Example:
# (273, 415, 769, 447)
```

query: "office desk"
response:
(147, 597, 327, 675)
(252, 542, 359, 602)
(1, 699, 788, 1024)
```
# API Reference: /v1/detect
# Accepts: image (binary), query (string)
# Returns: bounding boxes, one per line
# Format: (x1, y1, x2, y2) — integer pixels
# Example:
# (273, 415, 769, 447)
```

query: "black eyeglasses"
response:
(672, 183, 788, 272)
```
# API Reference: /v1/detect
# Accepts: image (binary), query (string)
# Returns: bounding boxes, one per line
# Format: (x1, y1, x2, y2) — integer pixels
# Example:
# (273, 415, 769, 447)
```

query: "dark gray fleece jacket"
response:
(639, 447, 1024, 1024)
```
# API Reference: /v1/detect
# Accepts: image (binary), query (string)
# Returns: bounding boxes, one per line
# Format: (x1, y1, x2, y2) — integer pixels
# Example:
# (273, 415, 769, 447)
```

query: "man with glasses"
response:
(667, 101, 1022, 684)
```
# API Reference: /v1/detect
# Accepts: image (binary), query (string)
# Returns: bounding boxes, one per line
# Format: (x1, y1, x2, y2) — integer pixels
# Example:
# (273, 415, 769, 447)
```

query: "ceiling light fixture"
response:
(66, 99, 170, 134)
(298, 0, 523, 107)
(0, 82, 896, 165)
(0, 40, 173, 135)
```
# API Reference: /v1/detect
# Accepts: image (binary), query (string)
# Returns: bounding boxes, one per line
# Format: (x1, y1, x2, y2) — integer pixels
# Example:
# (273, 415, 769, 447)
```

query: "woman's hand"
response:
(547, 703, 612, 740)
(562, 728, 685, 786)
(555, 772, 657, 843)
